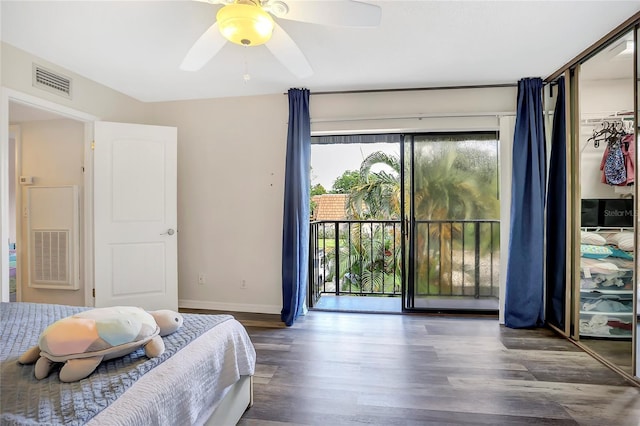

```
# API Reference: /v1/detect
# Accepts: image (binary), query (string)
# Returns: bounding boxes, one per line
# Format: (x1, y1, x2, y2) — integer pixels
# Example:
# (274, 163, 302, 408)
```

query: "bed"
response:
(0, 302, 256, 425)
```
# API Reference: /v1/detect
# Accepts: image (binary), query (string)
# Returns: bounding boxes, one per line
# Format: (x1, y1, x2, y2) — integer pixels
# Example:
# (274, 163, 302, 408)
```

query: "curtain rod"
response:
(284, 83, 517, 96)
(545, 12, 640, 83)
(311, 111, 514, 124)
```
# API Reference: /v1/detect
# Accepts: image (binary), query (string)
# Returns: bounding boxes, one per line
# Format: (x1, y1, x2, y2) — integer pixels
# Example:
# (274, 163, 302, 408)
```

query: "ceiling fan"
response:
(180, 0, 382, 78)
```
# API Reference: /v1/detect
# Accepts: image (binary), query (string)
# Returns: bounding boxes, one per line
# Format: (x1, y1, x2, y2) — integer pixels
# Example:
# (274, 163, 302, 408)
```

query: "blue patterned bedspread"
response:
(0, 302, 232, 426)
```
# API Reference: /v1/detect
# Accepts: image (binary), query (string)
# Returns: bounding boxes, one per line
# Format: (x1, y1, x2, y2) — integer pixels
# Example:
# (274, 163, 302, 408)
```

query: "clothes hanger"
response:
(588, 120, 624, 148)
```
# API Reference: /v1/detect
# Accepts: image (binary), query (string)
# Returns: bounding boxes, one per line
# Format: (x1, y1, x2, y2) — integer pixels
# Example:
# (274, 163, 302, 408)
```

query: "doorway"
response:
(309, 133, 403, 313)
(8, 101, 87, 305)
(308, 131, 501, 314)
(2, 90, 179, 311)
(1, 89, 97, 306)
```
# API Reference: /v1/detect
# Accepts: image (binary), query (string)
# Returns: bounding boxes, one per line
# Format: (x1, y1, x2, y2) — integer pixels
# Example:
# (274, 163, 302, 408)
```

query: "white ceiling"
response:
(1, 1, 639, 103)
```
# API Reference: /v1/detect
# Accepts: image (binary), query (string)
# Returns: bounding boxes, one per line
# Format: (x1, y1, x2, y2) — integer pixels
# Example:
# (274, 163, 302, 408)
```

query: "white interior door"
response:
(94, 121, 177, 311)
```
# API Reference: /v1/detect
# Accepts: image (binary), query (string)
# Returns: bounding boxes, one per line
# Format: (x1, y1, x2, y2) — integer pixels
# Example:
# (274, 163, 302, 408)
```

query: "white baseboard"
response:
(179, 299, 281, 315)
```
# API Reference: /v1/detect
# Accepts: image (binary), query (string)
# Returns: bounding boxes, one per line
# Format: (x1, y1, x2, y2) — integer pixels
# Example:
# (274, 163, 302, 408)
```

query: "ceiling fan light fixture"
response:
(217, 2, 275, 46)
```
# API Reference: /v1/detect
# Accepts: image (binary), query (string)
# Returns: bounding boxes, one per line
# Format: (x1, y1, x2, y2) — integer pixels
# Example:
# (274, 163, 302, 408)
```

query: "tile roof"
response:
(311, 194, 349, 221)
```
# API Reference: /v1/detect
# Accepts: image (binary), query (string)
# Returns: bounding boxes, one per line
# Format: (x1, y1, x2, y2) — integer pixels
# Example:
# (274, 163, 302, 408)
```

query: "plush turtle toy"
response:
(18, 306, 183, 382)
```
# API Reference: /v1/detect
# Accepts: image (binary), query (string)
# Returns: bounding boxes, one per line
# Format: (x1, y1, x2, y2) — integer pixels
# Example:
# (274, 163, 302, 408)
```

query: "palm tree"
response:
(324, 221, 402, 294)
(411, 144, 498, 294)
(347, 151, 401, 219)
(327, 141, 499, 296)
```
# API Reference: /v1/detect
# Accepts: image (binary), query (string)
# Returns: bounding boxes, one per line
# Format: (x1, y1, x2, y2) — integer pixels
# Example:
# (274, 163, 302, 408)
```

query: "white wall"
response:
(311, 87, 516, 134)
(1, 42, 150, 123)
(581, 79, 635, 116)
(18, 119, 85, 306)
(150, 95, 289, 314)
(2, 43, 519, 314)
(151, 87, 517, 314)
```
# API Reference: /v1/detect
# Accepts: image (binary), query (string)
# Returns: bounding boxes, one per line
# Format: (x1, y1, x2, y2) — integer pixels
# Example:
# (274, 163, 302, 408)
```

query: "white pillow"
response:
(606, 231, 634, 251)
(580, 231, 606, 246)
(580, 257, 619, 274)
(603, 257, 634, 269)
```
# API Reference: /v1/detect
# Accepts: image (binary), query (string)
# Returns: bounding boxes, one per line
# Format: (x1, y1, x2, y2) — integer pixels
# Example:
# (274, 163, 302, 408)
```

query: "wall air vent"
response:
(32, 229, 69, 284)
(32, 64, 72, 98)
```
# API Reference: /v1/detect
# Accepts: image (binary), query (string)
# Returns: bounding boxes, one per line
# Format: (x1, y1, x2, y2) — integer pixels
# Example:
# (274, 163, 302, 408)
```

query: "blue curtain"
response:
(545, 77, 566, 330)
(505, 77, 547, 328)
(281, 88, 311, 326)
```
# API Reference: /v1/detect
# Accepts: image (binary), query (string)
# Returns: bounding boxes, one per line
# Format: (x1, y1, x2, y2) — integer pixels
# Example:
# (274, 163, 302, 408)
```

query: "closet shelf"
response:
(580, 333, 632, 340)
(579, 310, 633, 317)
(580, 289, 633, 295)
(578, 226, 634, 340)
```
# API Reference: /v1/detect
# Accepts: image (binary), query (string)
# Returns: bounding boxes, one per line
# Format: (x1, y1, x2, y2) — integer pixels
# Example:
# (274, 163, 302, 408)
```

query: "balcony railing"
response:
(309, 220, 500, 307)
(411, 219, 500, 299)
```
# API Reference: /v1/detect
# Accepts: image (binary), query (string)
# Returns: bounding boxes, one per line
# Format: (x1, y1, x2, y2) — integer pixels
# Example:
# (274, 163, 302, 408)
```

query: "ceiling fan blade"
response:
(265, 23, 313, 78)
(180, 22, 227, 71)
(275, 0, 381, 27)
(191, 0, 230, 4)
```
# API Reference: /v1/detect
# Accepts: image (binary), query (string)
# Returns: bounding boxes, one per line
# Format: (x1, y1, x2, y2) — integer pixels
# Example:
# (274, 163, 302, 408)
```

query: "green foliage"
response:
(347, 152, 401, 219)
(412, 144, 498, 221)
(331, 170, 361, 194)
(311, 183, 327, 196)
(322, 139, 499, 296)
(323, 222, 402, 295)
(310, 184, 326, 218)
(410, 143, 499, 294)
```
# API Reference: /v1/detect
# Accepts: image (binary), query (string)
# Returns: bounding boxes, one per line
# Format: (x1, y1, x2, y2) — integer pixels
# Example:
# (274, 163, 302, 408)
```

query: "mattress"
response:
(0, 302, 256, 425)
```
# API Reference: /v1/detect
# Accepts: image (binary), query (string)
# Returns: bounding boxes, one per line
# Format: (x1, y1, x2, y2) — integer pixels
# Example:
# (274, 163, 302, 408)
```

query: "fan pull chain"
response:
(242, 47, 251, 83)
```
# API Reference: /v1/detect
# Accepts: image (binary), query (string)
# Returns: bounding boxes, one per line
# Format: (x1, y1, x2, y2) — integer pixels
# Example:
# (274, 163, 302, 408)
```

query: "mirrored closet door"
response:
(577, 29, 636, 377)
(636, 25, 640, 380)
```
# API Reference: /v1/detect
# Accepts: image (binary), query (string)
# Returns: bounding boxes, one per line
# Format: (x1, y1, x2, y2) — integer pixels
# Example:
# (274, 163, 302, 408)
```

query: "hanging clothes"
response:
(600, 136, 627, 185)
(595, 119, 635, 187)
(620, 133, 635, 185)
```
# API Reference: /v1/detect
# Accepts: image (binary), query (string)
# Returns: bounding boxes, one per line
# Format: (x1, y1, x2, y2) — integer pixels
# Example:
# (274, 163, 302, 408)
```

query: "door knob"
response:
(161, 229, 175, 235)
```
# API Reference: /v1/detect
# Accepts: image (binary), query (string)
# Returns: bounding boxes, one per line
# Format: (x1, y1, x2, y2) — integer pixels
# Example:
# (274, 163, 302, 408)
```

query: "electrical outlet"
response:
(198, 273, 206, 285)
(241, 279, 247, 289)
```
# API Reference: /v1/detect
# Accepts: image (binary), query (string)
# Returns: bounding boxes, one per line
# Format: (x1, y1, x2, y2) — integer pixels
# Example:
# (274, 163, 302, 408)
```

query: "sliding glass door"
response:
(308, 131, 501, 313)
(403, 132, 501, 312)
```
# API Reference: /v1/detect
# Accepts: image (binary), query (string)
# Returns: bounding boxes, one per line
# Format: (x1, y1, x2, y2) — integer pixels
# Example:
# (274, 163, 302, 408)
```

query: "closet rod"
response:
(581, 111, 634, 125)
(582, 117, 632, 125)
(284, 83, 517, 96)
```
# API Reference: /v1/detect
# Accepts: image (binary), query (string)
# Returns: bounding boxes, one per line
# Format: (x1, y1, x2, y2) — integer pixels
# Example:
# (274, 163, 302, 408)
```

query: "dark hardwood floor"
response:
(183, 309, 640, 425)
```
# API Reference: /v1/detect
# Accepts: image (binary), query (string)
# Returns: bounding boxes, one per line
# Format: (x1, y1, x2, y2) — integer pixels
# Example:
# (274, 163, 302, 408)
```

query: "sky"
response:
(310, 142, 399, 190)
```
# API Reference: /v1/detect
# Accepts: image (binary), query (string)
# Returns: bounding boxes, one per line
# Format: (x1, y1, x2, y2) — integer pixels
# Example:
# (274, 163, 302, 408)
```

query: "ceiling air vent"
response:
(32, 64, 72, 98)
